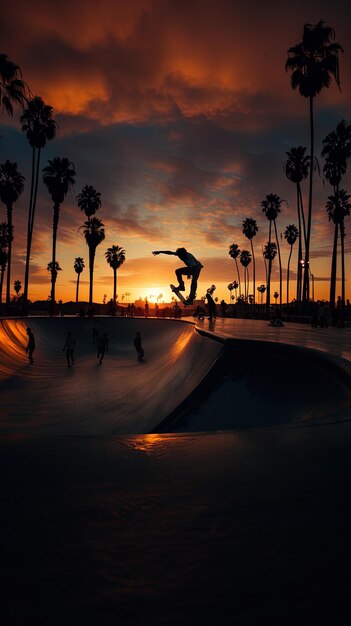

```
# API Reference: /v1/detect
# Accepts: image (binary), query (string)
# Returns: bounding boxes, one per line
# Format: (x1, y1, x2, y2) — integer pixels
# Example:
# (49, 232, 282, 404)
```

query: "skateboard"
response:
(170, 284, 191, 306)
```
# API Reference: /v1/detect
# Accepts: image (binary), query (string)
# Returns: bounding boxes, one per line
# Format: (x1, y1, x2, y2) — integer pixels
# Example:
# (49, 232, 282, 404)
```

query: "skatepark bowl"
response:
(1, 316, 351, 435)
(1, 316, 351, 625)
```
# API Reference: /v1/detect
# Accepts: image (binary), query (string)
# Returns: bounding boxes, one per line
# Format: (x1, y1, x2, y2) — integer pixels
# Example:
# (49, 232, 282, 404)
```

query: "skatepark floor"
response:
(1, 316, 351, 625)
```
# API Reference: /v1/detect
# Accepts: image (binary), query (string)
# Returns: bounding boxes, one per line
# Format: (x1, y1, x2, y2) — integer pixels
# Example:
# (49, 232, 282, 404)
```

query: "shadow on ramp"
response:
(153, 339, 351, 433)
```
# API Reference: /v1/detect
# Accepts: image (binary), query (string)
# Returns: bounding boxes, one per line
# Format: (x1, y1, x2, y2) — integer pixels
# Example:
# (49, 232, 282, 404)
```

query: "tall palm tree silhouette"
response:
(286, 20, 343, 303)
(0, 53, 28, 116)
(0, 160, 25, 306)
(77, 185, 101, 218)
(239, 249, 252, 301)
(284, 224, 299, 305)
(74, 257, 85, 304)
(326, 190, 351, 308)
(42, 157, 76, 314)
(263, 242, 277, 315)
(261, 193, 283, 306)
(21, 96, 57, 301)
(242, 218, 258, 305)
(105, 245, 126, 305)
(0, 222, 9, 305)
(322, 120, 351, 308)
(228, 243, 241, 296)
(81, 217, 105, 306)
(284, 147, 309, 304)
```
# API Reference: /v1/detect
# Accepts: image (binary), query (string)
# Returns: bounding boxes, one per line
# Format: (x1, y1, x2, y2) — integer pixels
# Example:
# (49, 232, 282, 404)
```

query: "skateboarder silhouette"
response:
(152, 247, 203, 305)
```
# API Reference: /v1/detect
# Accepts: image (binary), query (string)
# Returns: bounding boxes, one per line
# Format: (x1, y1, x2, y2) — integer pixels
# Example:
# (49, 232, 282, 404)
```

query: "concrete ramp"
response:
(0, 317, 221, 435)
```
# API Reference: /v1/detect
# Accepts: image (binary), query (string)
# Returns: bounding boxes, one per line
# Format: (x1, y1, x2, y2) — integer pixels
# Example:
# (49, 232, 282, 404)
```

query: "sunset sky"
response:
(1, 0, 351, 304)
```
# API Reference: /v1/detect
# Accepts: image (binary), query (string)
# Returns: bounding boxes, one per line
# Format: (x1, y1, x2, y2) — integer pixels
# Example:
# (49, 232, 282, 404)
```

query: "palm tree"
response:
(77, 185, 101, 218)
(74, 257, 85, 303)
(257, 284, 266, 306)
(21, 96, 57, 301)
(14, 279, 21, 297)
(81, 217, 105, 306)
(242, 218, 258, 304)
(0, 160, 25, 306)
(261, 193, 283, 306)
(326, 190, 351, 307)
(286, 20, 343, 303)
(228, 243, 241, 296)
(263, 241, 277, 315)
(322, 120, 351, 191)
(0, 222, 9, 305)
(42, 157, 76, 313)
(322, 120, 351, 309)
(284, 224, 299, 305)
(47, 262, 62, 305)
(105, 245, 126, 304)
(239, 249, 252, 301)
(0, 53, 28, 116)
(227, 282, 234, 302)
(232, 280, 238, 301)
(284, 146, 309, 303)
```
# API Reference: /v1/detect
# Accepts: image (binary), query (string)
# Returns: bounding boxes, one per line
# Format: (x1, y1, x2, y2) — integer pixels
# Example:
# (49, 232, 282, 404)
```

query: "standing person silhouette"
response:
(133, 331, 144, 361)
(206, 287, 217, 322)
(97, 332, 109, 365)
(152, 247, 203, 305)
(63, 330, 75, 367)
(25, 327, 35, 364)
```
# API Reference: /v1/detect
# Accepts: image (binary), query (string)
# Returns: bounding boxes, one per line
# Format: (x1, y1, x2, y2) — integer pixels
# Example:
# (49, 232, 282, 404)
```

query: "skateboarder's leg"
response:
(175, 267, 188, 291)
(188, 266, 201, 301)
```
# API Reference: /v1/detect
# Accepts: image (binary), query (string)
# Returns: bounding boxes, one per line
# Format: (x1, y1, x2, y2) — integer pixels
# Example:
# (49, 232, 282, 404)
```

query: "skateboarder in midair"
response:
(152, 247, 203, 305)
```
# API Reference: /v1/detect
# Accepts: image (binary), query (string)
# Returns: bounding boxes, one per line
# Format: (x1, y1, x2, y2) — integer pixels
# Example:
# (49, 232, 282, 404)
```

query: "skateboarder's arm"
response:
(152, 250, 176, 256)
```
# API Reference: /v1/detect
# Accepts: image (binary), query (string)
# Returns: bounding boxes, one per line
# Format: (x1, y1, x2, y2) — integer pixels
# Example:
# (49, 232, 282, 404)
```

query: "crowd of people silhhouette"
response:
(24, 326, 146, 366)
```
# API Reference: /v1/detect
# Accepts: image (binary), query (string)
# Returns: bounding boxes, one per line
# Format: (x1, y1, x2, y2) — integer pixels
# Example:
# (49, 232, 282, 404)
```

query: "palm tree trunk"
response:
(298, 184, 307, 248)
(251, 240, 255, 306)
(296, 185, 303, 305)
(303, 95, 314, 305)
(329, 223, 338, 311)
(5, 202, 13, 306)
(287, 245, 293, 305)
(267, 259, 272, 316)
(235, 259, 241, 296)
(113, 268, 117, 302)
(50, 204, 59, 315)
(76, 273, 80, 303)
(89, 247, 95, 306)
(31, 147, 41, 236)
(266, 222, 272, 317)
(274, 220, 282, 307)
(23, 146, 36, 302)
(341, 220, 346, 307)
